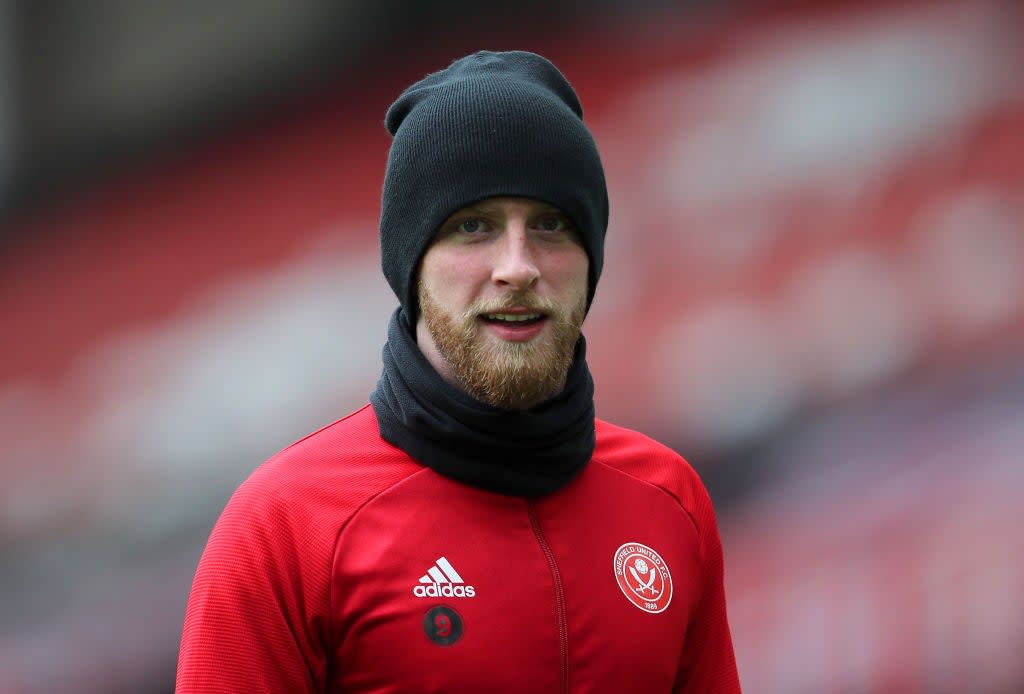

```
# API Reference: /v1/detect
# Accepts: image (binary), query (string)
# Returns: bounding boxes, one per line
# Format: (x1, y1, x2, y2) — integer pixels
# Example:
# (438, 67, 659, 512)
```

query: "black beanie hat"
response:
(379, 50, 609, 324)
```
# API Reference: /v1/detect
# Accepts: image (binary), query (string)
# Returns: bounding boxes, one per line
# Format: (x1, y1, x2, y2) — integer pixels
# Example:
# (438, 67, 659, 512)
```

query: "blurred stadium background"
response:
(1, 0, 1022, 691)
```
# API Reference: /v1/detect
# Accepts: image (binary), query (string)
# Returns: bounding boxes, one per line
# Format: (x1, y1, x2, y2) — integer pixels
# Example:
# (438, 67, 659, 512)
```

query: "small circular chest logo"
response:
(423, 605, 463, 646)
(614, 542, 673, 614)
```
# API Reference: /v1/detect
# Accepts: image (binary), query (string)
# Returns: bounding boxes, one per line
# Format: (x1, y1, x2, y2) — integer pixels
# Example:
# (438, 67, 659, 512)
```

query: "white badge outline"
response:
(613, 542, 674, 614)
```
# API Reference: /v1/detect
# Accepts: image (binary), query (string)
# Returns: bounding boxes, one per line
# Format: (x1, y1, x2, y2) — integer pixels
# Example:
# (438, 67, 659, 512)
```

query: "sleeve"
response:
(175, 477, 335, 693)
(675, 480, 742, 693)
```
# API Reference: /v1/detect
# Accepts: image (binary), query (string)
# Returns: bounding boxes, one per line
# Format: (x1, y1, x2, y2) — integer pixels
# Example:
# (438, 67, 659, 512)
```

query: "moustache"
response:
(464, 293, 560, 319)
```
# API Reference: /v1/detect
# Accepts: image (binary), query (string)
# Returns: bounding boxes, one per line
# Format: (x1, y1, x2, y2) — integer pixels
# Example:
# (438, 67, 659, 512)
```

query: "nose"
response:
(491, 222, 540, 291)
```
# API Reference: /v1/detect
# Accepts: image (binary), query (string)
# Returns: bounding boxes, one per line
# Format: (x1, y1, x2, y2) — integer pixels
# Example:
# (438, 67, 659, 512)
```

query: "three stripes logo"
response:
(412, 556, 476, 598)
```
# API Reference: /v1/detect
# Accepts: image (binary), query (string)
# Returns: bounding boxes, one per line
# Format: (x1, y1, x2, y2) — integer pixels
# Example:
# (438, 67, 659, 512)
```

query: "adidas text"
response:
(412, 584, 476, 598)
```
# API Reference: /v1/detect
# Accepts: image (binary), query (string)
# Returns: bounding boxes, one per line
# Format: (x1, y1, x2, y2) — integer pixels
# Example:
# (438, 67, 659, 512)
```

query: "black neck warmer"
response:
(370, 309, 595, 497)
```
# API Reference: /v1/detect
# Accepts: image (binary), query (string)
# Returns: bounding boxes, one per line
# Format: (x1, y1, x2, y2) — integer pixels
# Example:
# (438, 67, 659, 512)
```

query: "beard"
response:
(419, 286, 586, 410)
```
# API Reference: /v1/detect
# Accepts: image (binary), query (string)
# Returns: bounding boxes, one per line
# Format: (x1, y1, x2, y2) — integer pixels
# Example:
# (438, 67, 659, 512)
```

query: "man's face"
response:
(416, 197, 589, 410)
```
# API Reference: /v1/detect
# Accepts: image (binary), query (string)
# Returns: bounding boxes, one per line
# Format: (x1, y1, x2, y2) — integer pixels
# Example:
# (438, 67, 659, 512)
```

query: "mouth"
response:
(477, 308, 549, 342)
(480, 311, 545, 325)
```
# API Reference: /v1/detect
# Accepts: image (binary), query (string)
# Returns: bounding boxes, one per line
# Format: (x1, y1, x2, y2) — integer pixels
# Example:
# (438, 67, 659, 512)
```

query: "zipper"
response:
(528, 501, 569, 694)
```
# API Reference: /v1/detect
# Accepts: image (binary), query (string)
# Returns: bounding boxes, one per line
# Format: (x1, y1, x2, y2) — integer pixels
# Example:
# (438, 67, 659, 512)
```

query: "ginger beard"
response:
(419, 285, 586, 410)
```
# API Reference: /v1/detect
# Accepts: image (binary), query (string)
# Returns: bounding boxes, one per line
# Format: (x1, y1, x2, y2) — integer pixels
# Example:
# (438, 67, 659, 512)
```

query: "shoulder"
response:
(222, 404, 424, 538)
(592, 418, 715, 526)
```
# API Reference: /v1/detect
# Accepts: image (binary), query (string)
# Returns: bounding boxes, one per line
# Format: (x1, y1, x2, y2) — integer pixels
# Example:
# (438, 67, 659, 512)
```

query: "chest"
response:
(328, 467, 703, 694)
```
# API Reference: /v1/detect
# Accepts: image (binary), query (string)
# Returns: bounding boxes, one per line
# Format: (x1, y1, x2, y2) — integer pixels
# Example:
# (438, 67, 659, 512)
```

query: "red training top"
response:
(177, 404, 741, 693)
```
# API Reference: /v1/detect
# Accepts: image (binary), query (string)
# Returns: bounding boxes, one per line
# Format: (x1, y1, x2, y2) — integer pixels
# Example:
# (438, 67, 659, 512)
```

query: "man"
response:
(176, 50, 741, 693)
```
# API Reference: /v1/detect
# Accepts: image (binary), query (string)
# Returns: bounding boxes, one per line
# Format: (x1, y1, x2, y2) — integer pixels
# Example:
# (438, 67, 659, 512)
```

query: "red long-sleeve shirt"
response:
(176, 404, 740, 692)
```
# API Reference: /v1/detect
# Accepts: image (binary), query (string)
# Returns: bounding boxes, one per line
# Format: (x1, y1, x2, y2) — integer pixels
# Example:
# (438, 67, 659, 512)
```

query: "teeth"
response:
(486, 313, 541, 322)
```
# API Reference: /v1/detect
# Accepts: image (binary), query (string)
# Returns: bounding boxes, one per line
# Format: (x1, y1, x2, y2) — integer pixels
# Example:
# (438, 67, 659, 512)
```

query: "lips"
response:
(482, 312, 544, 324)
(478, 308, 548, 341)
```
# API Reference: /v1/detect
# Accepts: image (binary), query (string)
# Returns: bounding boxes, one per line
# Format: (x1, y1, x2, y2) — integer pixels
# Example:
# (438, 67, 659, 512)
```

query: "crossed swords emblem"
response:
(628, 558, 658, 595)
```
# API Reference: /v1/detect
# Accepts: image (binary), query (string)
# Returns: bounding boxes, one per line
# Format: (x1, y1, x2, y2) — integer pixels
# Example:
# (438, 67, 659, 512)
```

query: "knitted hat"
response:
(379, 50, 609, 324)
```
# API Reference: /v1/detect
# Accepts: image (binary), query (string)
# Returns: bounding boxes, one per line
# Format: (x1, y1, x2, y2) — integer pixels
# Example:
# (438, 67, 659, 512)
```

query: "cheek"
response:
(548, 249, 590, 299)
(420, 253, 485, 308)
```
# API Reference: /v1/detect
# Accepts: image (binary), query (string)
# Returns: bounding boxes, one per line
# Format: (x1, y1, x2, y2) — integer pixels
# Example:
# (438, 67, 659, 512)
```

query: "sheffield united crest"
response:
(613, 542, 673, 613)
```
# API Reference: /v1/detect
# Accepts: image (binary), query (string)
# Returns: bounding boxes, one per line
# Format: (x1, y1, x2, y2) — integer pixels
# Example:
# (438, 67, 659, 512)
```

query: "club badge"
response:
(613, 542, 673, 613)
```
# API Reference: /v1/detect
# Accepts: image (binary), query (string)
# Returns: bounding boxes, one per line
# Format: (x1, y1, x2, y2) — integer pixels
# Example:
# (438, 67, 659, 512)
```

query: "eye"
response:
(457, 218, 486, 234)
(536, 215, 570, 233)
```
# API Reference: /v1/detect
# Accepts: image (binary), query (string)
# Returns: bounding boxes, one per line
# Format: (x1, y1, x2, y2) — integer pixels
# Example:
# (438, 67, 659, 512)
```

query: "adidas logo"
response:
(412, 556, 476, 598)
